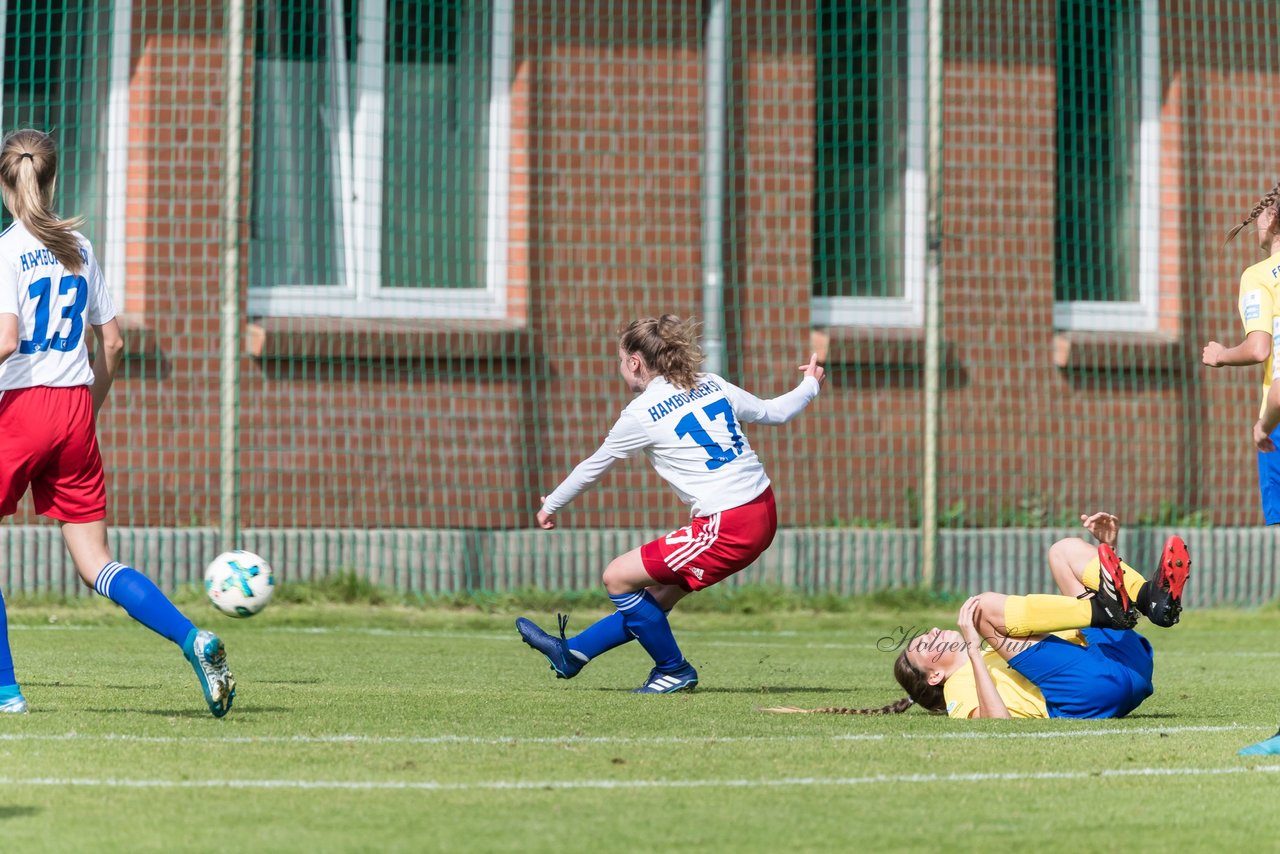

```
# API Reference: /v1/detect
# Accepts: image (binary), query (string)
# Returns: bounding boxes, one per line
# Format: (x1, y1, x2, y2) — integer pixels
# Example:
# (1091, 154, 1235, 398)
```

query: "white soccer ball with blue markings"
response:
(204, 550, 275, 618)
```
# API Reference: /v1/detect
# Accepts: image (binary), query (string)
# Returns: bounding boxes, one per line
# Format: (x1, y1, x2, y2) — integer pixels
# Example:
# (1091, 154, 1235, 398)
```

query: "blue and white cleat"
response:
(516, 615, 587, 679)
(1239, 729, 1280, 756)
(633, 662, 699, 694)
(183, 628, 235, 718)
(0, 684, 27, 714)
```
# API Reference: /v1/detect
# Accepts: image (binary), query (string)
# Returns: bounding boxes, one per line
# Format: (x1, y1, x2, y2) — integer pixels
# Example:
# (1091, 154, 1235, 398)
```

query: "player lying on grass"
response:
(767, 512, 1190, 719)
(516, 315, 823, 693)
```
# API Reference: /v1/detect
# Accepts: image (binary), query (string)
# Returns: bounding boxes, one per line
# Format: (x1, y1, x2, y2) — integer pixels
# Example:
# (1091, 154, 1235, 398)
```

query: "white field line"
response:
(0, 724, 1256, 748)
(10, 625, 1279, 658)
(0, 764, 1277, 791)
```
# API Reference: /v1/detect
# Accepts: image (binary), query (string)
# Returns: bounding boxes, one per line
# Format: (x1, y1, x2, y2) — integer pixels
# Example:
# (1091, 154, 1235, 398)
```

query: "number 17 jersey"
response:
(598, 373, 818, 516)
(0, 221, 114, 392)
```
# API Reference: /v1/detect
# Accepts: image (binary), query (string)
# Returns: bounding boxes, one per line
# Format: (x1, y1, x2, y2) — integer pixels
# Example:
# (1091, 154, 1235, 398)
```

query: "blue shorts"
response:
(1258, 426, 1280, 524)
(1007, 628, 1154, 719)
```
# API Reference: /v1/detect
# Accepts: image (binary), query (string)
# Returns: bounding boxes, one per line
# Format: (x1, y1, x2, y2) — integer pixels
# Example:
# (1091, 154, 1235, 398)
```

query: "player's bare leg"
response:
(60, 520, 234, 718)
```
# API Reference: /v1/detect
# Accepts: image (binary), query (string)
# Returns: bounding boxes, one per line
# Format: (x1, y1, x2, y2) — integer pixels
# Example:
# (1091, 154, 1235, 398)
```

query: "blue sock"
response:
(609, 590, 685, 671)
(567, 611, 632, 661)
(0, 587, 15, 686)
(95, 562, 196, 647)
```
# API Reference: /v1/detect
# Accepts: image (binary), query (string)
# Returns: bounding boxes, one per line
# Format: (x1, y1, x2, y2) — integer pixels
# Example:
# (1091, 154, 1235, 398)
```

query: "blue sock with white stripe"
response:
(94, 562, 196, 647)
(567, 612, 631, 661)
(0, 587, 15, 686)
(609, 590, 685, 672)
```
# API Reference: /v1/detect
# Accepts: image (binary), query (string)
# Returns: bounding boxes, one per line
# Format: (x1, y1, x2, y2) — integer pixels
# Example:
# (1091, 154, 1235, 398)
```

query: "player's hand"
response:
(799, 353, 825, 386)
(1202, 341, 1226, 367)
(536, 497, 556, 529)
(1079, 511, 1119, 547)
(1255, 421, 1276, 453)
(956, 595, 984, 653)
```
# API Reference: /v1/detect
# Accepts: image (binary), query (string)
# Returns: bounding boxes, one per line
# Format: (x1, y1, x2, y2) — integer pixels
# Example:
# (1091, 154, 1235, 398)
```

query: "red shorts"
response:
(640, 486, 778, 592)
(0, 386, 106, 523)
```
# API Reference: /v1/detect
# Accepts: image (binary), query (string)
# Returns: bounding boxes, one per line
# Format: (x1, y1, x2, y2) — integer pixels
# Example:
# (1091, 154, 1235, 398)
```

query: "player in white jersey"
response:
(0, 128, 233, 717)
(517, 314, 824, 692)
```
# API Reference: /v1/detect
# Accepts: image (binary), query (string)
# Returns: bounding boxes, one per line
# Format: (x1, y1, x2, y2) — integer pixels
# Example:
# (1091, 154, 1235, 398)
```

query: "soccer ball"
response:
(204, 550, 275, 618)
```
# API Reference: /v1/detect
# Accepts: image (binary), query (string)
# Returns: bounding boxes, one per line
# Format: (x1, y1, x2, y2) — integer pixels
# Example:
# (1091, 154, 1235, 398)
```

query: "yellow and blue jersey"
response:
(945, 629, 1154, 720)
(1237, 252, 1280, 415)
(941, 632, 1086, 719)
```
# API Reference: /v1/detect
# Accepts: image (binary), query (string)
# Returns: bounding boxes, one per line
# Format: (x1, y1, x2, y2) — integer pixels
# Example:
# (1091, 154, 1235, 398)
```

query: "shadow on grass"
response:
(85, 706, 293, 717)
(0, 806, 40, 820)
(595, 686, 847, 694)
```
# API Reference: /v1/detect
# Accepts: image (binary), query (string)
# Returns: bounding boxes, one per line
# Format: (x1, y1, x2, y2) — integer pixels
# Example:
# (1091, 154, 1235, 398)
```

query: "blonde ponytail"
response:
(0, 129, 84, 274)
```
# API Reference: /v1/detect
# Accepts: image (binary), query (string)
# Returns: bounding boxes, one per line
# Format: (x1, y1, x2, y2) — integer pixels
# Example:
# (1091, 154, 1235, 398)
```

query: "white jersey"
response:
(542, 373, 821, 517)
(0, 221, 114, 391)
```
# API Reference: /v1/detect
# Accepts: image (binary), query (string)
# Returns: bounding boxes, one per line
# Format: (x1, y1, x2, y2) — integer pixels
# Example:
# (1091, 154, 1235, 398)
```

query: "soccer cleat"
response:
(0, 684, 27, 714)
(182, 628, 235, 718)
(516, 615, 586, 679)
(633, 662, 699, 694)
(1093, 544, 1138, 630)
(1146, 535, 1191, 628)
(1239, 729, 1280, 756)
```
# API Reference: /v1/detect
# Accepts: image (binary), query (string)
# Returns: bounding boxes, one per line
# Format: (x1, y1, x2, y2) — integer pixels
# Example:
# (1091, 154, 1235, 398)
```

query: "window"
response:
(1053, 0, 1159, 332)
(0, 2, 131, 308)
(811, 0, 926, 328)
(249, 0, 512, 319)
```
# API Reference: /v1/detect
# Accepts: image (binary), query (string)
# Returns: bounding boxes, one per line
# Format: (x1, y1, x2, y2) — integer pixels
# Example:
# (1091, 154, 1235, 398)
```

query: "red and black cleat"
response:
(1093, 544, 1139, 630)
(1147, 535, 1191, 628)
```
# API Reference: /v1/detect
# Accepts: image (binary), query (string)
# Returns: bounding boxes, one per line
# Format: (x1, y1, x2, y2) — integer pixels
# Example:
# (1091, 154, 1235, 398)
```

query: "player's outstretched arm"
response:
(534, 414, 649, 529)
(730, 353, 825, 426)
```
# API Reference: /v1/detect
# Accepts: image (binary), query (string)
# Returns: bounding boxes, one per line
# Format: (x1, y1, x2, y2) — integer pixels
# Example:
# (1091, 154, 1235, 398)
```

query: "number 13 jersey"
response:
(542, 373, 820, 517)
(0, 221, 114, 391)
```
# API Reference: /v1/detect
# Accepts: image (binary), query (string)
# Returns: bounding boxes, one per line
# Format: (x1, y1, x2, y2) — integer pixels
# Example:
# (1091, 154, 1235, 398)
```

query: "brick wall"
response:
(11, 1, 1270, 531)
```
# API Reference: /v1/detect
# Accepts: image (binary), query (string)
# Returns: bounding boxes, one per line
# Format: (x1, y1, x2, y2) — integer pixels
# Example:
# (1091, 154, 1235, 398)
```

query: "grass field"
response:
(0, 593, 1277, 852)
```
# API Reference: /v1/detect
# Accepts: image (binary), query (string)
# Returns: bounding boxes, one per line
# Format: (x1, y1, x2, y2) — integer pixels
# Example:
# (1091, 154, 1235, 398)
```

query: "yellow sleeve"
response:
(1239, 267, 1275, 336)
(943, 662, 979, 719)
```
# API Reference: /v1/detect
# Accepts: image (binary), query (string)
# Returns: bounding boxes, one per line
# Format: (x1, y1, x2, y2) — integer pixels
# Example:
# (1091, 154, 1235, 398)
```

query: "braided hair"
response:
(759, 651, 947, 716)
(1227, 181, 1280, 243)
(762, 697, 917, 715)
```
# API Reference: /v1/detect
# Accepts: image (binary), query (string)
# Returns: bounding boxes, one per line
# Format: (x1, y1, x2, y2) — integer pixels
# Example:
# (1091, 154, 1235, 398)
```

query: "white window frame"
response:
(1053, 0, 1159, 333)
(106, 0, 132, 311)
(249, 0, 512, 320)
(811, 0, 927, 329)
